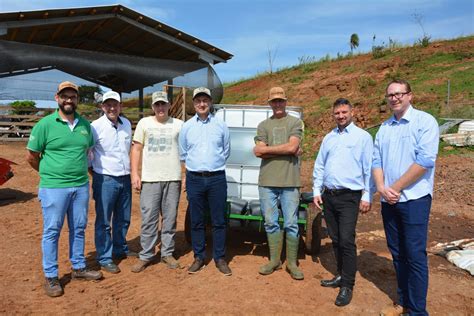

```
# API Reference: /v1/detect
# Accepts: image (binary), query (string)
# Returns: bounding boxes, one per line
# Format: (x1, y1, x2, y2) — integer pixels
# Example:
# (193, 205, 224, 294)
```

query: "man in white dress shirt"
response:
(90, 91, 133, 274)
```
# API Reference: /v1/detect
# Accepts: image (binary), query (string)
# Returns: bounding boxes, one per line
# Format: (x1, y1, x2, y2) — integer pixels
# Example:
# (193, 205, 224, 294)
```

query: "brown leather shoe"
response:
(71, 268, 103, 281)
(161, 256, 181, 269)
(44, 277, 63, 297)
(131, 259, 150, 273)
(380, 303, 408, 316)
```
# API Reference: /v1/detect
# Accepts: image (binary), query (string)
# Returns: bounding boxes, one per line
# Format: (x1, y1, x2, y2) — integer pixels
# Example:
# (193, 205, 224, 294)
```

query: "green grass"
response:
(289, 75, 307, 84)
(438, 142, 474, 157)
(358, 76, 377, 92)
(221, 92, 258, 104)
(366, 125, 380, 140)
(220, 35, 474, 161)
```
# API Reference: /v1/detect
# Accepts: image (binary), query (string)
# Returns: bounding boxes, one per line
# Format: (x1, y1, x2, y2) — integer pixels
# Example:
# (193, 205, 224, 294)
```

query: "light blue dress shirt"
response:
(372, 105, 439, 202)
(313, 122, 374, 203)
(90, 115, 132, 176)
(179, 114, 230, 172)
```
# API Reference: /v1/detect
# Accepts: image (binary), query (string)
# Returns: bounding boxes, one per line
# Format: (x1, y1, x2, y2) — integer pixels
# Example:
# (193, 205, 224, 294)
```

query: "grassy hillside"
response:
(222, 36, 474, 158)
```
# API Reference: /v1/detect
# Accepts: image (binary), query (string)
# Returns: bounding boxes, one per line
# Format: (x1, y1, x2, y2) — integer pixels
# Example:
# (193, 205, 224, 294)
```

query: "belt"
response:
(188, 170, 225, 177)
(323, 187, 362, 196)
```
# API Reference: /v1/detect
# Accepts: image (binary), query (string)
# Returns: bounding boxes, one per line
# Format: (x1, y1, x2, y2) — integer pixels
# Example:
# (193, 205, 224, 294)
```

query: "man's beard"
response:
(59, 103, 76, 115)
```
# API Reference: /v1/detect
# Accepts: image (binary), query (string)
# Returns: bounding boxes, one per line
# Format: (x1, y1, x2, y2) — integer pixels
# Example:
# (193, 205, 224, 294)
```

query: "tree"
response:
(78, 84, 103, 104)
(10, 100, 36, 115)
(412, 12, 431, 47)
(267, 45, 278, 74)
(350, 33, 359, 53)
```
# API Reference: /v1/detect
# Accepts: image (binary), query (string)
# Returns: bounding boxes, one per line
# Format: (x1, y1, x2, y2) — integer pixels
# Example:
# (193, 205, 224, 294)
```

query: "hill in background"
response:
(222, 36, 474, 155)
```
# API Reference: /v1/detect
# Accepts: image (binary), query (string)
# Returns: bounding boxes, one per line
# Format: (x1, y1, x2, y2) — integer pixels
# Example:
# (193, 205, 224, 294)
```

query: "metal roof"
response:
(0, 4, 232, 63)
(0, 4, 233, 92)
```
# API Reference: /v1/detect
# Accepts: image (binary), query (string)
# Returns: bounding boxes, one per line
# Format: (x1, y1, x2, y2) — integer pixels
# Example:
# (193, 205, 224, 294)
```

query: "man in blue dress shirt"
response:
(179, 87, 231, 276)
(313, 98, 373, 307)
(374, 79, 439, 316)
(90, 91, 133, 274)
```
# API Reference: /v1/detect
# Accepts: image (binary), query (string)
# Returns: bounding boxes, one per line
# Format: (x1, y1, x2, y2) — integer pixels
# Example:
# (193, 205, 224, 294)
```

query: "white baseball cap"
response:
(102, 91, 121, 103)
(152, 91, 169, 104)
(192, 87, 212, 99)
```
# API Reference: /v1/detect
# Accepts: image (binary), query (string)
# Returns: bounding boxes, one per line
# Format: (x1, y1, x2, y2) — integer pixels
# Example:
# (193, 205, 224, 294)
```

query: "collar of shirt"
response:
(105, 115, 123, 128)
(53, 109, 79, 123)
(333, 121, 355, 134)
(194, 113, 212, 123)
(389, 104, 413, 125)
(54, 110, 79, 131)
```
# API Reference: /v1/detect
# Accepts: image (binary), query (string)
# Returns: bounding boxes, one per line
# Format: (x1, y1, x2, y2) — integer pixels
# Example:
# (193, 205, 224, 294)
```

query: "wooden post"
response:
(139, 88, 144, 119)
(168, 79, 174, 105)
(446, 79, 451, 110)
(182, 86, 186, 121)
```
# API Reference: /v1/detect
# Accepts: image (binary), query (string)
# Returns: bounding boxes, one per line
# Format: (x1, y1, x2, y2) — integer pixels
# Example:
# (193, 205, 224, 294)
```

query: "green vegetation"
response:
(78, 84, 102, 105)
(9, 100, 36, 114)
(439, 142, 474, 157)
(366, 125, 380, 140)
(350, 33, 359, 53)
(314, 97, 332, 113)
(221, 35, 474, 160)
(289, 75, 307, 84)
(221, 92, 258, 104)
(412, 13, 431, 48)
(358, 76, 377, 92)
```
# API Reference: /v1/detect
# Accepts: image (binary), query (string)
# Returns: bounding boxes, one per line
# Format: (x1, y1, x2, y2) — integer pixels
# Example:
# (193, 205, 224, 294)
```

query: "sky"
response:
(0, 0, 473, 105)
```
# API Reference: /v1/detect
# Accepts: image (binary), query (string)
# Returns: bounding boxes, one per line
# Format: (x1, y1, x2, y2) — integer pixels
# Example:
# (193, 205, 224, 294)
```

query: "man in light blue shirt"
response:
(373, 79, 439, 316)
(179, 87, 231, 276)
(90, 91, 133, 274)
(312, 98, 373, 307)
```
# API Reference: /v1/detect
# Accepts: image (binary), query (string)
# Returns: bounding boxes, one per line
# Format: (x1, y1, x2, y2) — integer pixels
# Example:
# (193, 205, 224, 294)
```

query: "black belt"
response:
(188, 170, 225, 177)
(323, 187, 362, 196)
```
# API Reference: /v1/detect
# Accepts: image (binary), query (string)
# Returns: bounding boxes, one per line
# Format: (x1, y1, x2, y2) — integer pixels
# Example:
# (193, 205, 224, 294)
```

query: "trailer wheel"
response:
(305, 204, 322, 255)
(184, 205, 191, 244)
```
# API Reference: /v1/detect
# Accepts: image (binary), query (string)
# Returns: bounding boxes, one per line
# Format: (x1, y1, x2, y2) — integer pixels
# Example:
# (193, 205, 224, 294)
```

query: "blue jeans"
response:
(92, 172, 131, 265)
(382, 194, 431, 316)
(258, 186, 300, 237)
(186, 170, 227, 261)
(38, 183, 90, 278)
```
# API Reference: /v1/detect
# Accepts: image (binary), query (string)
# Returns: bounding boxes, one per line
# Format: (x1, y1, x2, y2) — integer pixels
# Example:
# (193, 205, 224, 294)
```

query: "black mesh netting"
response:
(0, 39, 224, 103)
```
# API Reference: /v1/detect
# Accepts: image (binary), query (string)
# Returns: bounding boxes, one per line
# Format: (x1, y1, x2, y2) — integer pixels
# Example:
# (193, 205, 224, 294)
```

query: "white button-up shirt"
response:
(90, 114, 132, 176)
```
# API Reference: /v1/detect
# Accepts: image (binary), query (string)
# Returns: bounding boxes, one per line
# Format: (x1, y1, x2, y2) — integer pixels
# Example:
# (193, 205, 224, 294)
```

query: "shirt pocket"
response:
(121, 132, 132, 150)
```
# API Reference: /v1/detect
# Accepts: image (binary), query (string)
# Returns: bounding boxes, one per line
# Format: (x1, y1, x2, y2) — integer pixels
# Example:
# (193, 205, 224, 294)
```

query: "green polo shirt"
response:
(27, 110, 94, 188)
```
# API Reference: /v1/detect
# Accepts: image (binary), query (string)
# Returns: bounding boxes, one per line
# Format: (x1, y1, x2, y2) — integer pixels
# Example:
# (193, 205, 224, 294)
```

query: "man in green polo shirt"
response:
(26, 81, 102, 298)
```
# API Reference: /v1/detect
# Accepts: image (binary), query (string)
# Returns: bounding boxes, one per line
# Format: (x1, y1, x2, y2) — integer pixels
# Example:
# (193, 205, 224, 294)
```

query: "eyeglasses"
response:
(385, 92, 410, 99)
(59, 94, 78, 101)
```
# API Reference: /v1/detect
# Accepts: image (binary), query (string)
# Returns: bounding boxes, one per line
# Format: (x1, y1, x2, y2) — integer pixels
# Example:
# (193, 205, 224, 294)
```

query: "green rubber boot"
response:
(286, 235, 304, 280)
(259, 231, 284, 275)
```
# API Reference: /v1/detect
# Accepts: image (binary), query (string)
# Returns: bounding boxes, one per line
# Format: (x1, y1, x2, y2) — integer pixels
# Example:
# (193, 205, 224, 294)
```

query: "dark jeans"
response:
(382, 194, 431, 316)
(186, 170, 227, 261)
(323, 190, 361, 288)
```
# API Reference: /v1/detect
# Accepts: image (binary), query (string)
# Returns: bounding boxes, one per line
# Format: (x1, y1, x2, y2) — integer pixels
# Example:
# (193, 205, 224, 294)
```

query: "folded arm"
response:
(253, 136, 301, 158)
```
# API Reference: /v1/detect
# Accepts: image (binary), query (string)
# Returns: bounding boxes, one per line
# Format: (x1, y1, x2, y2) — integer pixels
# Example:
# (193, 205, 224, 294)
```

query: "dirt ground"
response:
(0, 142, 472, 315)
